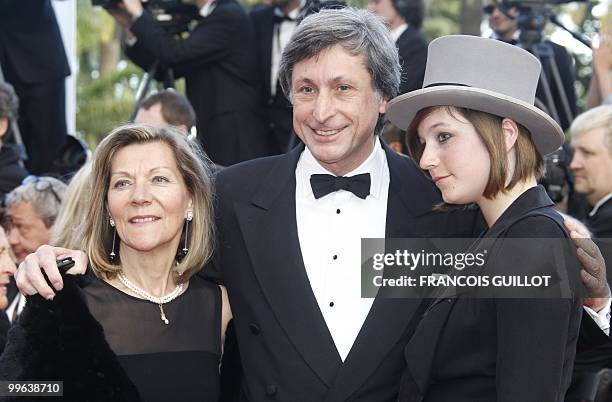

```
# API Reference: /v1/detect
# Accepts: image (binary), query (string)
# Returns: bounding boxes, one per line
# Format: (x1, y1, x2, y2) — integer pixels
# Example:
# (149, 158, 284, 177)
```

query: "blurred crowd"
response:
(0, 0, 610, 400)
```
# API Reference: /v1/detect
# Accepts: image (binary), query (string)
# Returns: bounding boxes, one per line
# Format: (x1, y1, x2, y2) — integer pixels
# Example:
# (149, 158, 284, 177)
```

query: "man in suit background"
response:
(250, 0, 306, 154)
(367, 0, 427, 95)
(3, 177, 66, 324)
(569, 105, 612, 238)
(367, 0, 427, 154)
(0, 0, 70, 175)
(108, 0, 275, 166)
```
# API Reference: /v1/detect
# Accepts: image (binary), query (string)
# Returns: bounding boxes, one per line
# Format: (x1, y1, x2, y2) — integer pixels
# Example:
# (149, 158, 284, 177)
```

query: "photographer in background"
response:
(0, 0, 70, 176)
(108, 0, 275, 166)
(483, 0, 577, 131)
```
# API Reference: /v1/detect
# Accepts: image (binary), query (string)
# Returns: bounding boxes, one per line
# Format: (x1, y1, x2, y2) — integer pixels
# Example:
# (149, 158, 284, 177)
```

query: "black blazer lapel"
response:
(234, 146, 342, 387)
(323, 143, 440, 401)
(401, 297, 457, 399)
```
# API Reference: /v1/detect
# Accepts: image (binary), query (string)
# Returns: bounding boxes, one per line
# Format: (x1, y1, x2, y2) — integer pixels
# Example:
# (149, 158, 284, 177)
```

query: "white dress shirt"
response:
(390, 23, 408, 42)
(6, 293, 25, 323)
(295, 139, 389, 361)
(589, 192, 612, 217)
(270, 2, 304, 96)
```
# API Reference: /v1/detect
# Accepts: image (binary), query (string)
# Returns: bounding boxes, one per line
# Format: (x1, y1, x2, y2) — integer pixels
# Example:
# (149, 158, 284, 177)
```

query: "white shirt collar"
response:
(297, 137, 386, 200)
(200, 1, 217, 18)
(390, 23, 408, 42)
(589, 192, 612, 217)
(491, 29, 520, 42)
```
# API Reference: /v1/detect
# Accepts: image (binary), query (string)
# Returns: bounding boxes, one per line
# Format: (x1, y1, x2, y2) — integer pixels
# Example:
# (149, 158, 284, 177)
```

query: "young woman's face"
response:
(417, 107, 492, 205)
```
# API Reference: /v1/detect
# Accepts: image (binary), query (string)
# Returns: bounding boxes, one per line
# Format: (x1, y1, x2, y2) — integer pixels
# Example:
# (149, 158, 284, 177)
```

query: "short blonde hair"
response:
(406, 106, 543, 200)
(570, 105, 612, 155)
(85, 124, 215, 283)
(50, 162, 92, 249)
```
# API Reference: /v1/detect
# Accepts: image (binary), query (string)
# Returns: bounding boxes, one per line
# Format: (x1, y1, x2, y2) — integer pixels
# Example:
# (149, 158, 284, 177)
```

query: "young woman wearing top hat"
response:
(386, 35, 582, 402)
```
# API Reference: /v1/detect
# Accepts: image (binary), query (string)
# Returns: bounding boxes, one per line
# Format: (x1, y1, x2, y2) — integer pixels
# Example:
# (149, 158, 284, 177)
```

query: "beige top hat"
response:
(386, 35, 564, 155)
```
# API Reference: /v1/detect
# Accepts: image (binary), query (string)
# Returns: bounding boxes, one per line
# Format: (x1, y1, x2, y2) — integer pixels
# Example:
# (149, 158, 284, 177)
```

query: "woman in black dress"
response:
(0, 124, 231, 402)
(386, 35, 582, 402)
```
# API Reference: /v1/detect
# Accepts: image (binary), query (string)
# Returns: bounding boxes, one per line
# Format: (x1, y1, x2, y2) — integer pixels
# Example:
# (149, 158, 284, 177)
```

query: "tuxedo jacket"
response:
(0, 0, 70, 84)
(211, 141, 482, 401)
(587, 197, 612, 238)
(396, 26, 428, 95)
(249, 5, 294, 154)
(398, 186, 583, 402)
(127, 0, 274, 166)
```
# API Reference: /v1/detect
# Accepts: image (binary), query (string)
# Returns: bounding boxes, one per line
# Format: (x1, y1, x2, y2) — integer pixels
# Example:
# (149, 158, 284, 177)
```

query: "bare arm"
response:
(219, 285, 233, 349)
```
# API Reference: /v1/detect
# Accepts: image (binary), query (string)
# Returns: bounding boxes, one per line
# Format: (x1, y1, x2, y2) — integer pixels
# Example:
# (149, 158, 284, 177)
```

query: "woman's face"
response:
(417, 107, 492, 205)
(107, 142, 192, 257)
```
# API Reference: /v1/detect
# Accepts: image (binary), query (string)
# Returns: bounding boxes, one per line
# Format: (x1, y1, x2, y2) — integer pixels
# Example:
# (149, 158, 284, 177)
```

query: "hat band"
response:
(424, 82, 471, 88)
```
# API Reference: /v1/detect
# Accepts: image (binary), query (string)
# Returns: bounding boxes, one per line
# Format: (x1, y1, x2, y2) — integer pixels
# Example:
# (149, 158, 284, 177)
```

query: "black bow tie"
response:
(310, 173, 371, 200)
(273, 13, 294, 24)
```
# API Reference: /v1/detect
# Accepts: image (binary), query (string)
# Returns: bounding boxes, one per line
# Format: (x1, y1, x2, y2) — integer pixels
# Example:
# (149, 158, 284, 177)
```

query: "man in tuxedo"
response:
(367, 0, 427, 154)
(108, 0, 274, 166)
(367, 0, 427, 95)
(0, 0, 70, 175)
(250, 0, 305, 154)
(13, 7, 611, 402)
(209, 9, 481, 400)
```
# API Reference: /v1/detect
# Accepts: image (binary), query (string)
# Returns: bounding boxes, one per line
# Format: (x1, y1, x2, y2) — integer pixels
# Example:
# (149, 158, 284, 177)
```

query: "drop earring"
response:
(109, 217, 117, 262)
(181, 210, 193, 257)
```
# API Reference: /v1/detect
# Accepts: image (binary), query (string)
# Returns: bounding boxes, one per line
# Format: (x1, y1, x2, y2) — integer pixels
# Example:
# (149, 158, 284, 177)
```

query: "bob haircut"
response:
(86, 124, 215, 283)
(406, 106, 544, 200)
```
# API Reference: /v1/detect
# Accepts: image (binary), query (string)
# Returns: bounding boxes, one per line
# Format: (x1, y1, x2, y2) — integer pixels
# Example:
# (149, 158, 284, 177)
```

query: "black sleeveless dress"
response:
(82, 275, 221, 402)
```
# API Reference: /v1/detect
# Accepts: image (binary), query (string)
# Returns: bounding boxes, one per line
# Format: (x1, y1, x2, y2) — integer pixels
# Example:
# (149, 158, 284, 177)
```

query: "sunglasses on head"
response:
(482, 4, 497, 14)
(21, 176, 62, 204)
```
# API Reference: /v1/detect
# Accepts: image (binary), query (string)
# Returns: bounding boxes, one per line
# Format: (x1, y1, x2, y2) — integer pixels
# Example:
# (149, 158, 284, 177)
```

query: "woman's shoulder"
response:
(189, 275, 222, 295)
(502, 207, 568, 239)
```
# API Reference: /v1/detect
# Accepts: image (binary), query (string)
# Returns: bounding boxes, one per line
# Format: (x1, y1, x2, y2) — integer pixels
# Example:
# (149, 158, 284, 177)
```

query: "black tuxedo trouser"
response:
(3, 60, 67, 175)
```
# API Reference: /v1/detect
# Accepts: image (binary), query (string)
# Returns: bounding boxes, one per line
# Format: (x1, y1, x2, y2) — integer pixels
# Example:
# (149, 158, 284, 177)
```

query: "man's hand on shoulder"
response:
(15, 245, 88, 300)
(564, 217, 611, 312)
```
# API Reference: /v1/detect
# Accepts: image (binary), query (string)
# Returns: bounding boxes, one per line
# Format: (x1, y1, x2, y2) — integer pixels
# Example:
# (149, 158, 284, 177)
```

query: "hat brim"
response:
(386, 86, 564, 155)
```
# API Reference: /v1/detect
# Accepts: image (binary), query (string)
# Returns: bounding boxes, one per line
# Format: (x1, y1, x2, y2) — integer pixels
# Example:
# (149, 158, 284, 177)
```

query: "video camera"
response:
(495, 0, 588, 203)
(497, 0, 586, 45)
(91, 0, 200, 34)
